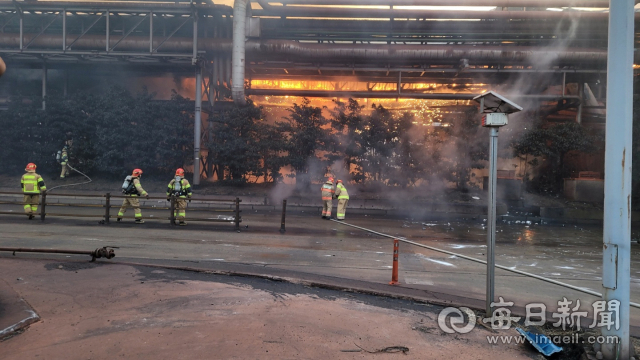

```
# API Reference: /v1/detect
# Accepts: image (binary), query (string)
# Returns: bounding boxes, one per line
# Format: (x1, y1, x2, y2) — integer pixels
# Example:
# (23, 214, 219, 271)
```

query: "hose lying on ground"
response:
(45, 164, 92, 193)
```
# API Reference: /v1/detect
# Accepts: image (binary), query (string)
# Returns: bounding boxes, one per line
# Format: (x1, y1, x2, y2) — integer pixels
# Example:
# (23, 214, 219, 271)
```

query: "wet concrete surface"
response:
(0, 207, 639, 356)
(0, 259, 536, 359)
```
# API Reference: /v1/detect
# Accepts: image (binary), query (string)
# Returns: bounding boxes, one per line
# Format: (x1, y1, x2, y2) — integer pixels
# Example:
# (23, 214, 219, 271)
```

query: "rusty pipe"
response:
(0, 246, 116, 262)
(0, 56, 5, 77)
(0, 35, 615, 64)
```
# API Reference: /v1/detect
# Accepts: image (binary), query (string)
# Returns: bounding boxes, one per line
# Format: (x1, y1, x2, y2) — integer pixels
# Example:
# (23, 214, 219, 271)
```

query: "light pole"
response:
(473, 91, 523, 316)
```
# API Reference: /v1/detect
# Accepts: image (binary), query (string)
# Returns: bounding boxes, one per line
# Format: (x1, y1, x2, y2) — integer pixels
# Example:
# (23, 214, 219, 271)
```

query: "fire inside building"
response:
(0, 1, 638, 360)
(0, 0, 627, 187)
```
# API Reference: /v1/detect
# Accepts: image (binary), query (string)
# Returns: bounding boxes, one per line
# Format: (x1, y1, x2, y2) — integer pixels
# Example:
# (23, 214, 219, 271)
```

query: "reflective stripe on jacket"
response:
(128, 177, 148, 197)
(321, 182, 334, 201)
(61, 149, 68, 165)
(166, 178, 193, 198)
(335, 183, 349, 200)
(21, 172, 46, 194)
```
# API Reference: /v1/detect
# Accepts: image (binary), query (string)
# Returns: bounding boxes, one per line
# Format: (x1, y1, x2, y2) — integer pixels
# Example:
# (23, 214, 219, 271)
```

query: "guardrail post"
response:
(40, 192, 47, 222)
(389, 239, 399, 285)
(280, 199, 287, 233)
(170, 195, 176, 226)
(104, 192, 110, 224)
(235, 197, 240, 232)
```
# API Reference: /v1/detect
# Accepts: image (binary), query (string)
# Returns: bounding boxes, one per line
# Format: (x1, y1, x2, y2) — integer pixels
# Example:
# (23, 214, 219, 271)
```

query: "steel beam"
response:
(602, 0, 633, 358)
(109, 13, 148, 51)
(193, 65, 202, 185)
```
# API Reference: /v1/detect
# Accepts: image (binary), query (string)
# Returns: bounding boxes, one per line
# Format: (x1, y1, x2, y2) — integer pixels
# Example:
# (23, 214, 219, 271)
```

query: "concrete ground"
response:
(0, 259, 536, 359)
(0, 201, 639, 359)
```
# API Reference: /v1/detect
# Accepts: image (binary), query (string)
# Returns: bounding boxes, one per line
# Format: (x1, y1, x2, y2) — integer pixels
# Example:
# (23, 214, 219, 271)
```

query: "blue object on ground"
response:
(516, 327, 563, 357)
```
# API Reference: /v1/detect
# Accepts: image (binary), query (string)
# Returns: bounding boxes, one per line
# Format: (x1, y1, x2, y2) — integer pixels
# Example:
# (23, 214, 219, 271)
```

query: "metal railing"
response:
(0, 191, 242, 231)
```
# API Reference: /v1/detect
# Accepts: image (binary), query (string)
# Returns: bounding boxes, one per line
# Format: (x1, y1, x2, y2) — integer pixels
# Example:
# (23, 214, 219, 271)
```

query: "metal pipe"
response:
(253, 7, 639, 20)
(149, 11, 153, 53)
(192, 10, 197, 64)
(0, 35, 619, 64)
(18, 12, 22, 50)
(486, 127, 498, 316)
(247, 89, 476, 99)
(0, 56, 4, 77)
(105, 10, 109, 52)
(62, 9, 66, 51)
(194, 66, 202, 186)
(0, 246, 116, 262)
(0, 1, 232, 14)
(576, 82, 583, 124)
(330, 220, 640, 309)
(232, 0, 249, 105)
(269, 0, 620, 6)
(246, 89, 581, 100)
(602, 0, 633, 358)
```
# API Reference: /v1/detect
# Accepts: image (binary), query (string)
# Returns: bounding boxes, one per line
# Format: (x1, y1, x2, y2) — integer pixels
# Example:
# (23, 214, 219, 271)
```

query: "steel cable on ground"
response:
(45, 164, 92, 193)
(331, 219, 640, 309)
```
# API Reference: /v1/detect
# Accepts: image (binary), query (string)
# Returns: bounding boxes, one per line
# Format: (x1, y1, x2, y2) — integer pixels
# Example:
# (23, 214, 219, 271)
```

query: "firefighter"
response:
(21, 163, 47, 220)
(59, 145, 69, 178)
(321, 177, 335, 220)
(334, 179, 349, 221)
(166, 168, 192, 226)
(118, 169, 149, 224)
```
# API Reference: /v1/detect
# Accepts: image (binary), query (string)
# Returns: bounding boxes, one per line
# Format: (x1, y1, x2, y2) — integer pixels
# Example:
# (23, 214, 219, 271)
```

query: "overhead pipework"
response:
(232, 0, 249, 105)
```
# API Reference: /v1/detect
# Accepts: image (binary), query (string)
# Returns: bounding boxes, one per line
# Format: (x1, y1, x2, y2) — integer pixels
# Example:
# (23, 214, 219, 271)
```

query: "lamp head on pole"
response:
(473, 91, 523, 128)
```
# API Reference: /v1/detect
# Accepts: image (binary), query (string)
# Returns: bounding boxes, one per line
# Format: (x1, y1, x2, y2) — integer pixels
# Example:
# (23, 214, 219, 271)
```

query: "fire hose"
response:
(46, 163, 93, 193)
(0, 246, 116, 262)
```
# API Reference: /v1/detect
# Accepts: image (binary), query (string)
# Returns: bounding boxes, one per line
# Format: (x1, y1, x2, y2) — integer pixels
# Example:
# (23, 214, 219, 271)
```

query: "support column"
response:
(486, 127, 498, 316)
(602, 0, 633, 359)
(41, 61, 47, 111)
(576, 82, 584, 124)
(208, 60, 215, 180)
(193, 66, 202, 185)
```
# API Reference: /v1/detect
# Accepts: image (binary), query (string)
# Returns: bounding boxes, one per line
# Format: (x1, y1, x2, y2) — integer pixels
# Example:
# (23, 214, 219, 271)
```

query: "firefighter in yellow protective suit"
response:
(334, 179, 349, 221)
(21, 163, 47, 220)
(166, 168, 192, 226)
(321, 177, 335, 220)
(59, 145, 69, 178)
(118, 168, 149, 224)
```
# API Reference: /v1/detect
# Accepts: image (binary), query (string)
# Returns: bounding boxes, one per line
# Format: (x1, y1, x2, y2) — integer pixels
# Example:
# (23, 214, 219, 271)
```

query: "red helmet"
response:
(25, 163, 36, 171)
(132, 169, 143, 177)
(337, 179, 343, 183)
(175, 168, 185, 177)
(328, 177, 334, 183)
